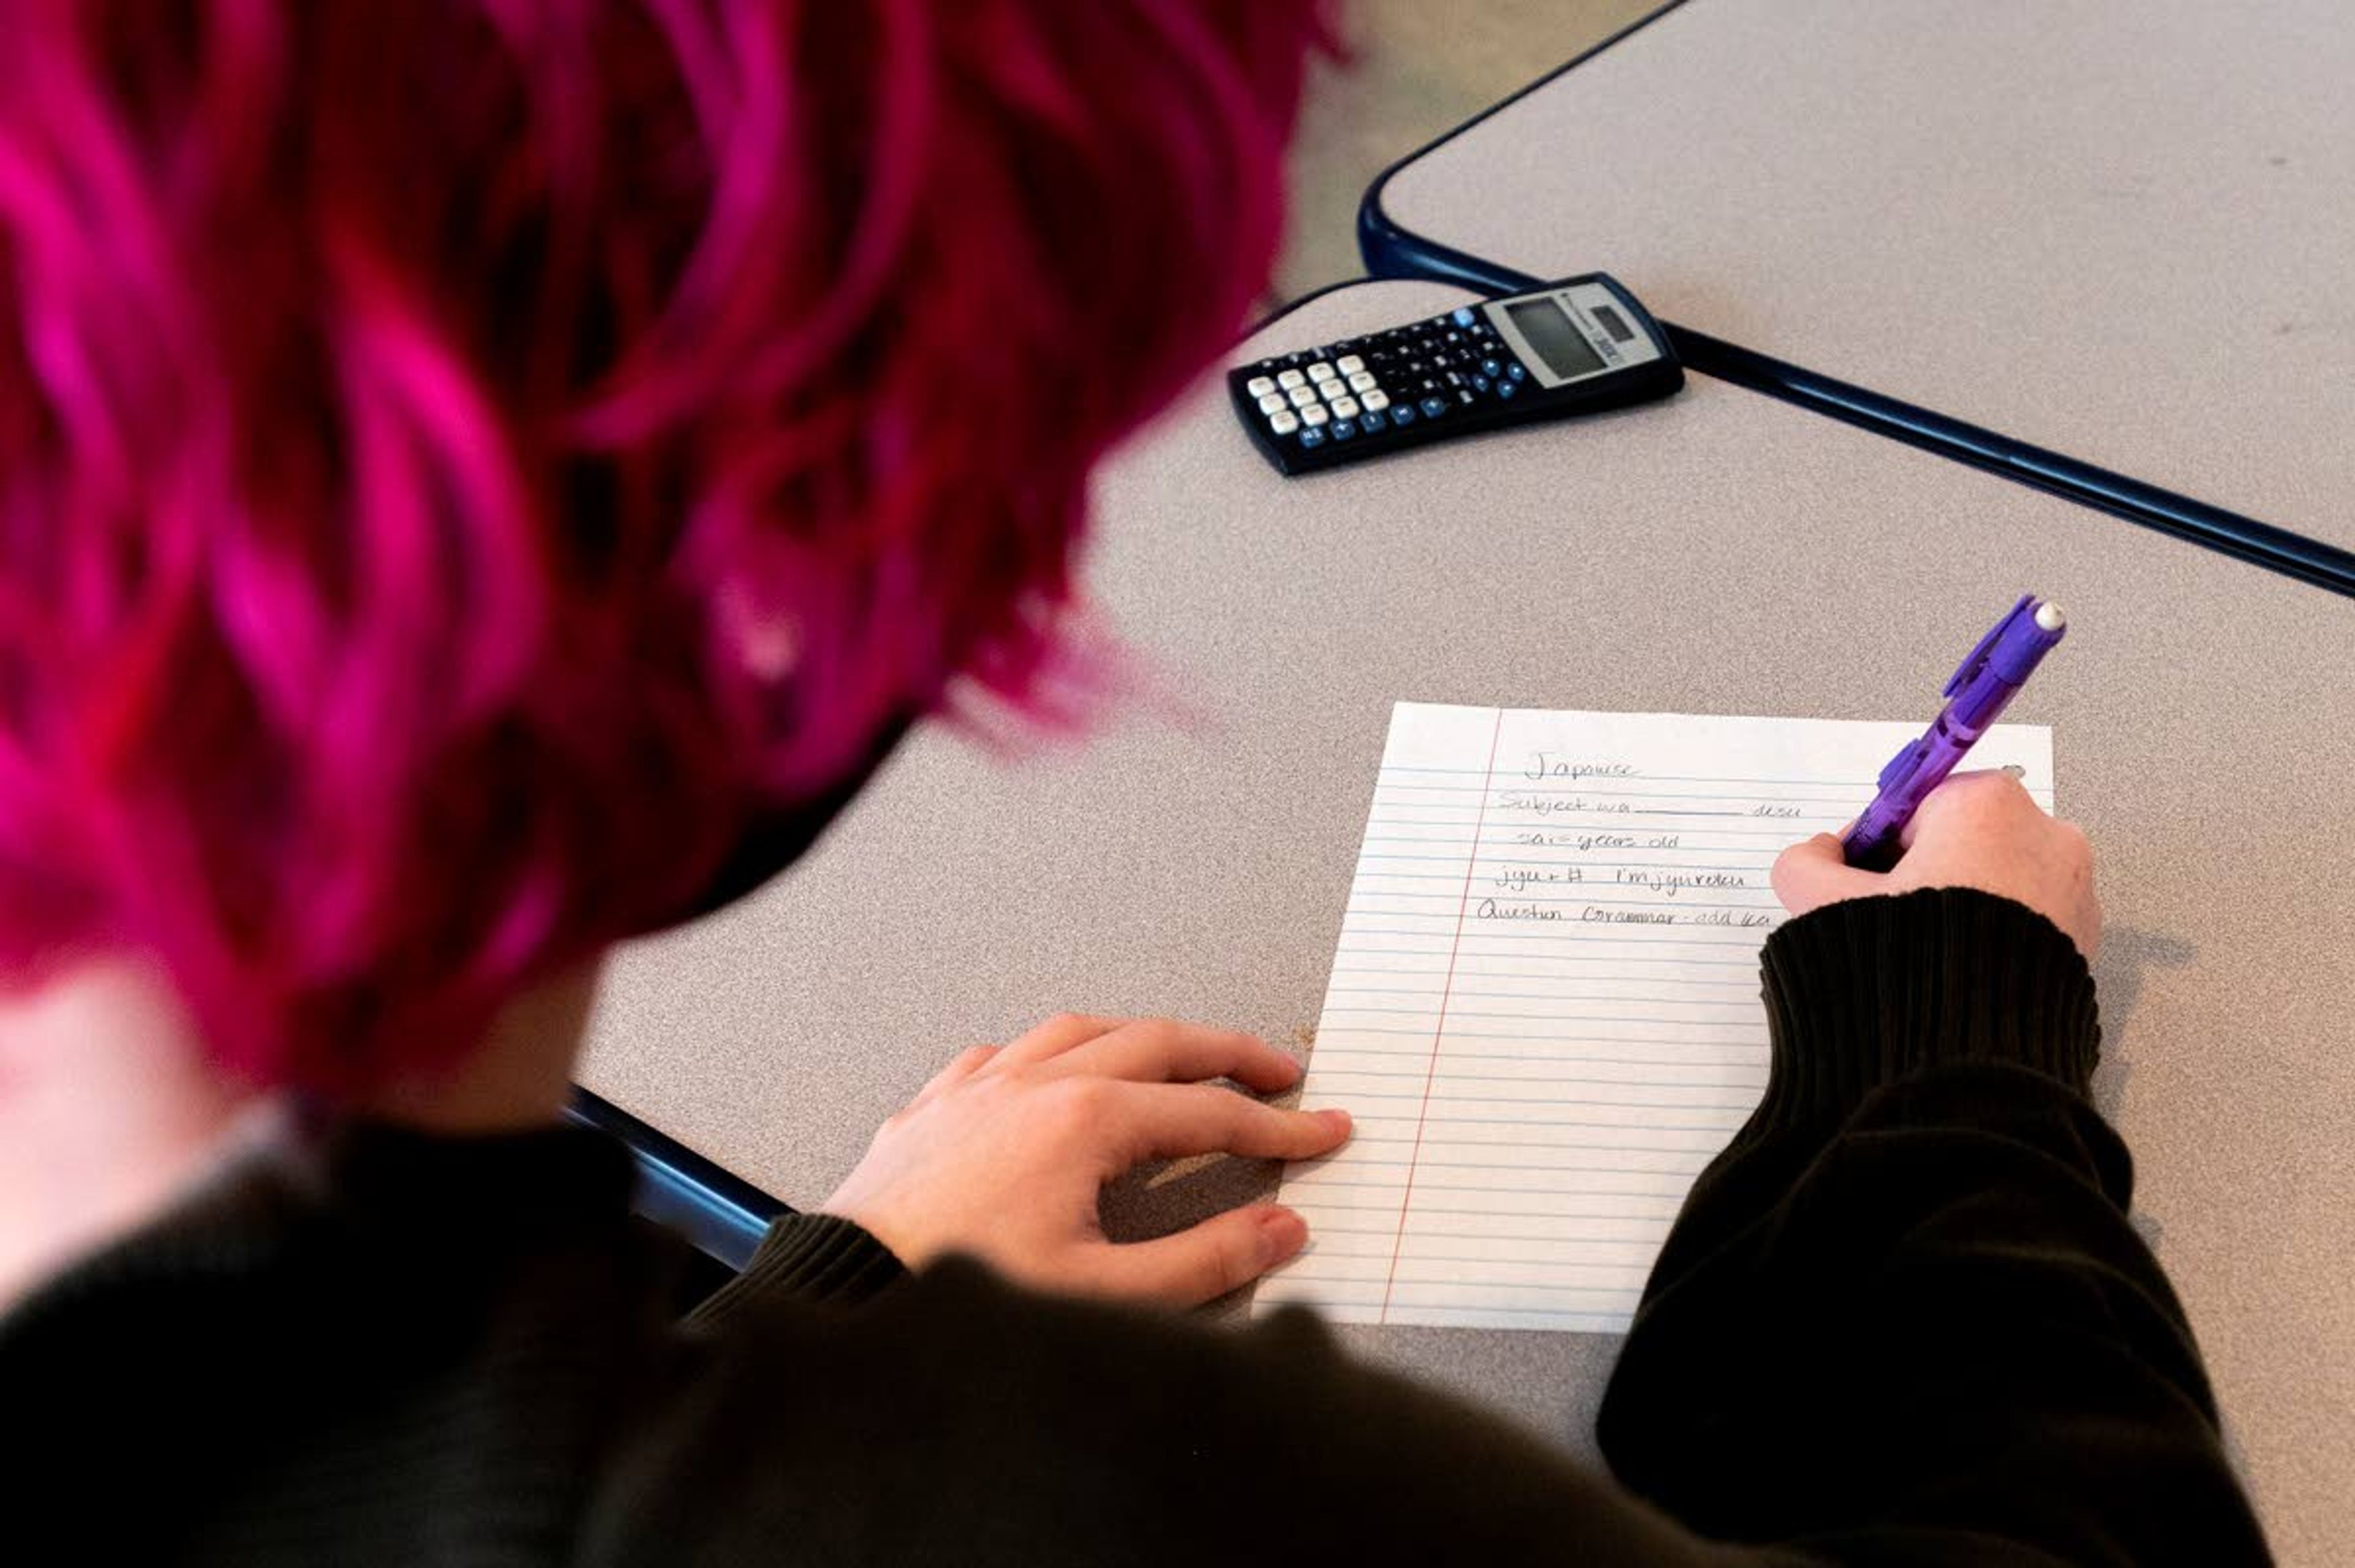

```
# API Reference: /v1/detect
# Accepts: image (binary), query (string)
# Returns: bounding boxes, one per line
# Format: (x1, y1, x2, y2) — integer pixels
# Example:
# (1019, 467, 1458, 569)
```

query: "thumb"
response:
(1770, 832, 1884, 916)
(1079, 1203, 1309, 1307)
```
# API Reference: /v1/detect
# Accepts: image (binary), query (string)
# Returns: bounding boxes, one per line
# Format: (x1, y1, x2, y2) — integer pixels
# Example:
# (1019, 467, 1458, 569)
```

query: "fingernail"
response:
(1319, 1107, 1354, 1136)
(1258, 1207, 1308, 1263)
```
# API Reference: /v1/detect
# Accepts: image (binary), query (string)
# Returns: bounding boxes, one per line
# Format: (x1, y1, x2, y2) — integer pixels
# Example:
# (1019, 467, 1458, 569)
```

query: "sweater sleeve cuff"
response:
(686, 1213, 907, 1329)
(1747, 886, 2101, 1138)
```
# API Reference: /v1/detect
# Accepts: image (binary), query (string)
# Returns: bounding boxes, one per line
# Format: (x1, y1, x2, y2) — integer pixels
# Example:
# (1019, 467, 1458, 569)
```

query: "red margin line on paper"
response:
(1377, 705, 1507, 1323)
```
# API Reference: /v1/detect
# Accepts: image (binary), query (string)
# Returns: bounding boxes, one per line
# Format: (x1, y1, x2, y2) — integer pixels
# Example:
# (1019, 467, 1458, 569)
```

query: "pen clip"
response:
(1942, 594, 2034, 698)
(1876, 737, 1927, 791)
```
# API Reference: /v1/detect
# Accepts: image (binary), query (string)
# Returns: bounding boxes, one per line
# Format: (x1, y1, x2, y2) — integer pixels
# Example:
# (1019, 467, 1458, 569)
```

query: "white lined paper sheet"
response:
(1252, 702, 2054, 1332)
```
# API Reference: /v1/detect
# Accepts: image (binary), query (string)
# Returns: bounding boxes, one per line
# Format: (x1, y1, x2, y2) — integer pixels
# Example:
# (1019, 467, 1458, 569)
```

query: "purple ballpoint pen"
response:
(1842, 594, 2068, 871)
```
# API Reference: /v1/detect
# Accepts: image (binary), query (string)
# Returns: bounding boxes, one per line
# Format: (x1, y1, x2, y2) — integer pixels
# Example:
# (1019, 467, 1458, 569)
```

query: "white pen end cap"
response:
(2034, 602, 2066, 632)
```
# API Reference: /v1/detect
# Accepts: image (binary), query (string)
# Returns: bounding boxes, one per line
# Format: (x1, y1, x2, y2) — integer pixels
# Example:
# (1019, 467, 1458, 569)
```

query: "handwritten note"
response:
(1252, 702, 2054, 1332)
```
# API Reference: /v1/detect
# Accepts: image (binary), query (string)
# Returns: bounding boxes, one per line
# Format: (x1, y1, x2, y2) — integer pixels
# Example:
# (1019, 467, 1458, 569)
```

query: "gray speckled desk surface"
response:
(1374, 0, 2355, 556)
(583, 280, 2355, 1564)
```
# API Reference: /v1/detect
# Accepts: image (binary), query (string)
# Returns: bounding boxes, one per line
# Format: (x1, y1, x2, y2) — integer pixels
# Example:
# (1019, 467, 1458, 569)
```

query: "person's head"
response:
(0, 1, 1327, 1098)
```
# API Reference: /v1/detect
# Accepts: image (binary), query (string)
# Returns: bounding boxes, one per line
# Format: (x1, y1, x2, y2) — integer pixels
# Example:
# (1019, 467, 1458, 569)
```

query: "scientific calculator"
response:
(1228, 273, 1683, 476)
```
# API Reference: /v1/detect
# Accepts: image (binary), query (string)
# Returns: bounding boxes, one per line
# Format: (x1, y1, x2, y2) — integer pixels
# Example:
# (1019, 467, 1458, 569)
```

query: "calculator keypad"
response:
(1238, 305, 1540, 456)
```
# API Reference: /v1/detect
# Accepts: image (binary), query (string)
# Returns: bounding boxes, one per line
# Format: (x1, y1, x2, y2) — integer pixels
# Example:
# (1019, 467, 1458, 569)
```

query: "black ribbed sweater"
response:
(0, 889, 2270, 1564)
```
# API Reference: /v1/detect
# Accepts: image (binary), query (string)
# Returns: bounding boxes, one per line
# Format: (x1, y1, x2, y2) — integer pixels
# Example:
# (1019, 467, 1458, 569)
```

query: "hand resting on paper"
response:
(1771, 769, 2102, 958)
(822, 1013, 1352, 1306)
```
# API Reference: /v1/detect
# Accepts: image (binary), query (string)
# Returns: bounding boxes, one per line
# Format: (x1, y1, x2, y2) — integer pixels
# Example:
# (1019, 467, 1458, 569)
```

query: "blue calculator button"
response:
(1359, 409, 1388, 432)
(1496, 379, 1518, 399)
(1420, 396, 1448, 418)
(1390, 404, 1416, 426)
(1470, 375, 1492, 393)
(1480, 358, 1503, 378)
(1331, 418, 1357, 440)
(1507, 362, 1528, 381)
(1451, 307, 1476, 327)
(1298, 426, 1325, 449)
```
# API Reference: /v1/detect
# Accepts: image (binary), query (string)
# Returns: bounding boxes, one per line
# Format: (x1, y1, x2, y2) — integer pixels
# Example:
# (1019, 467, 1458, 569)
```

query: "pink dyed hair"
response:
(0, 1, 1324, 1093)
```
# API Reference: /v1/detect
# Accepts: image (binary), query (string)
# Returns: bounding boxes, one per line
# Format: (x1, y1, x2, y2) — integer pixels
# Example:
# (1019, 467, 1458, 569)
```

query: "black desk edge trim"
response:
(1248, 276, 1398, 335)
(1353, 4, 2355, 600)
(1354, 0, 1693, 263)
(564, 1087, 786, 1271)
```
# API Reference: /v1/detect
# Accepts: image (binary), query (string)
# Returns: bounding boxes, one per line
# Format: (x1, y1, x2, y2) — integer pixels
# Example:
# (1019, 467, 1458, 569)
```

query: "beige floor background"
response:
(1273, 0, 1663, 300)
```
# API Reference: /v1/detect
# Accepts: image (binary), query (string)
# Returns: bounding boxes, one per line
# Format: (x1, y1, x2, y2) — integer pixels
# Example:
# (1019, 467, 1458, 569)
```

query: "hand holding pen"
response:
(1772, 773, 2101, 959)
(1767, 594, 2099, 958)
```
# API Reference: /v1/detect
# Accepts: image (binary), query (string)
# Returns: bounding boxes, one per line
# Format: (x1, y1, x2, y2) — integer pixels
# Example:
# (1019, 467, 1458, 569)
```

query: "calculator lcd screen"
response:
(1505, 299, 1605, 380)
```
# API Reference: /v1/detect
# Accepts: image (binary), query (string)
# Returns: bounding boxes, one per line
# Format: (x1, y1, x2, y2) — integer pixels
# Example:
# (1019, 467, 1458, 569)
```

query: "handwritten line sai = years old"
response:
(1251, 702, 2055, 1331)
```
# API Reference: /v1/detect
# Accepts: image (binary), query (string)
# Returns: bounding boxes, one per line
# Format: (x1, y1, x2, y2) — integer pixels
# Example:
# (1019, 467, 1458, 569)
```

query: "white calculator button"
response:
(1256, 392, 1285, 414)
(1287, 384, 1319, 408)
(1246, 376, 1276, 399)
(1277, 368, 1306, 389)
(1329, 396, 1360, 419)
(1269, 409, 1300, 435)
(1299, 402, 1328, 426)
(1361, 389, 1390, 412)
(1336, 354, 1365, 375)
(1307, 361, 1338, 382)
(1347, 370, 1377, 392)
